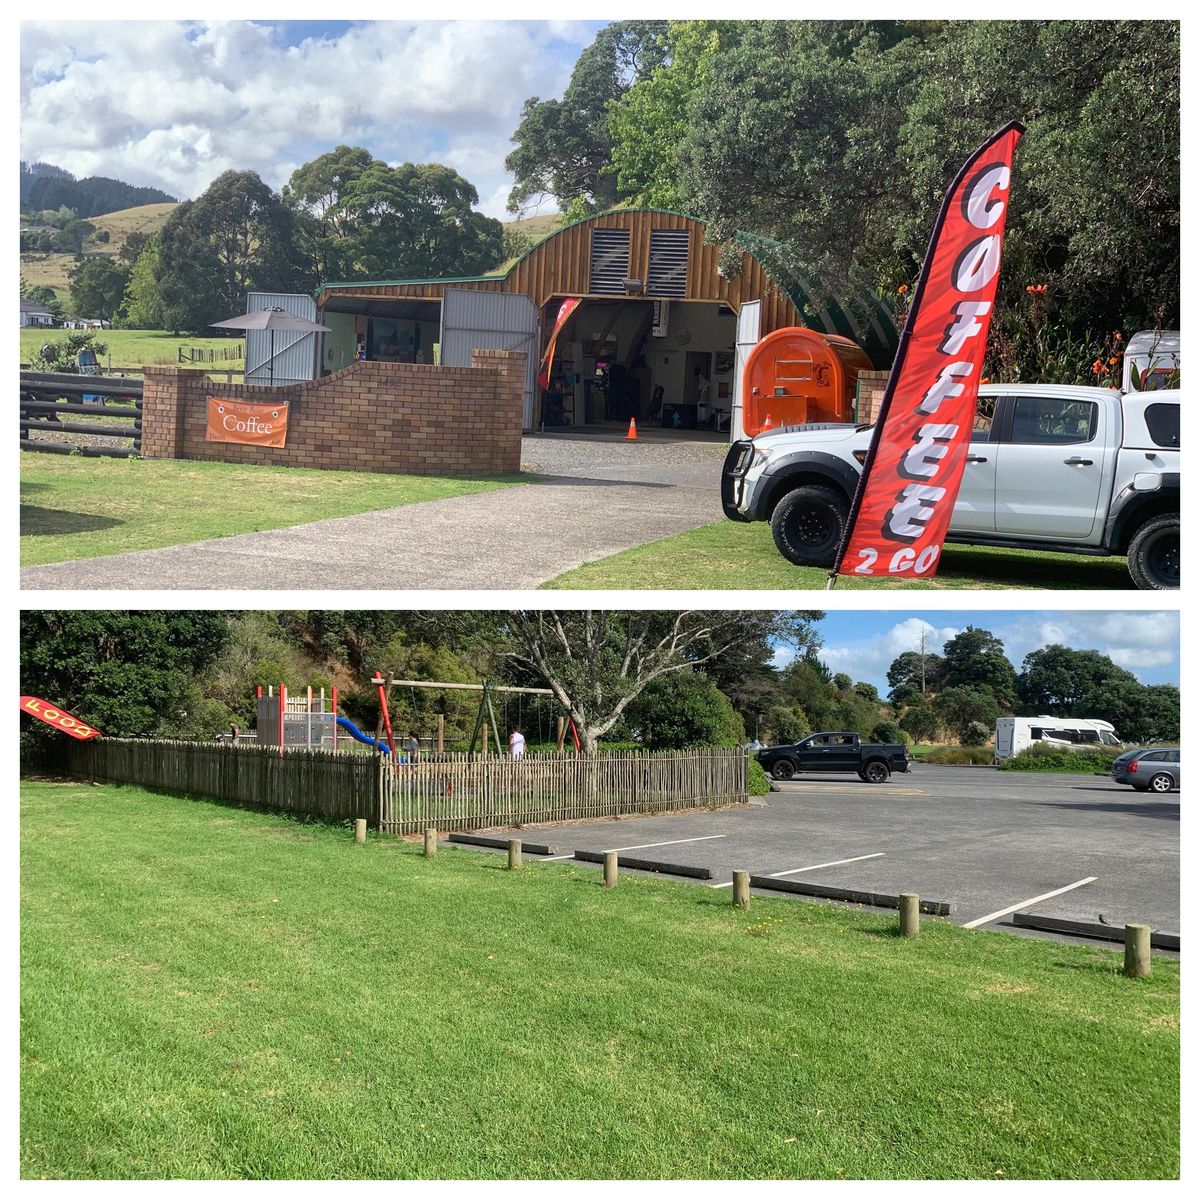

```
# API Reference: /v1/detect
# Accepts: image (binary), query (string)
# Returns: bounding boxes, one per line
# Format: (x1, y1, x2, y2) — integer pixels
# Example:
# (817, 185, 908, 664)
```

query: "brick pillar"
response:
(854, 369, 892, 424)
(140, 366, 188, 459)
(471, 349, 527, 471)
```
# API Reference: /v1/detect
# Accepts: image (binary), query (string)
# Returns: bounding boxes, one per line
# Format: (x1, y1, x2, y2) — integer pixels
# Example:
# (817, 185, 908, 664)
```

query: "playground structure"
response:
(253, 675, 581, 758)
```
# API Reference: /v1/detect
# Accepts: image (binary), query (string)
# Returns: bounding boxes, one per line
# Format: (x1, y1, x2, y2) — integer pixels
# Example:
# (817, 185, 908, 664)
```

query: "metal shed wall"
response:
(439, 289, 540, 428)
(245, 292, 319, 385)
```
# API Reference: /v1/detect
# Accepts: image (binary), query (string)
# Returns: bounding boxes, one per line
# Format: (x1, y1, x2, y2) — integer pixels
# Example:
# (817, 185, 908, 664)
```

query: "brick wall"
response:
(140, 349, 525, 476)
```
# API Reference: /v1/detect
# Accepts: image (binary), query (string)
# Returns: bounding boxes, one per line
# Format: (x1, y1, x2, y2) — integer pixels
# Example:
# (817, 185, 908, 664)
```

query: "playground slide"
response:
(335, 715, 393, 755)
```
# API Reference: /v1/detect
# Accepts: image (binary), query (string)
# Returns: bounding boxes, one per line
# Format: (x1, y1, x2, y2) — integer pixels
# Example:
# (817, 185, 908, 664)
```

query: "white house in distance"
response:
(20, 296, 55, 327)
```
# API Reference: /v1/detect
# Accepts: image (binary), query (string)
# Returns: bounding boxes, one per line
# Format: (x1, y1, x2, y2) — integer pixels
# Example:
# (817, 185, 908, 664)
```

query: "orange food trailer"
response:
(742, 327, 873, 436)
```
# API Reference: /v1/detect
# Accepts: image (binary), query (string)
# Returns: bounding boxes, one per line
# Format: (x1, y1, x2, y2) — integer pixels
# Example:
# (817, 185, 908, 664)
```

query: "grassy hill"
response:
(20, 202, 178, 302)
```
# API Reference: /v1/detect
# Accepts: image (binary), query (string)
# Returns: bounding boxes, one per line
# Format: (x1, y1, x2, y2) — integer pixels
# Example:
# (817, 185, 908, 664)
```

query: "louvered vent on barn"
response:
(647, 229, 689, 297)
(589, 229, 631, 294)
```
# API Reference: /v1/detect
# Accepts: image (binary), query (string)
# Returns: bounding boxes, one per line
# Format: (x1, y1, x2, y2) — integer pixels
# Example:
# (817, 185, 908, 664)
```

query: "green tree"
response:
(117, 230, 150, 265)
(960, 721, 992, 748)
(940, 627, 1017, 708)
(498, 611, 816, 753)
(934, 686, 1002, 742)
(608, 21, 743, 208)
(506, 20, 668, 213)
(870, 720, 901, 744)
(121, 234, 164, 329)
(625, 670, 745, 749)
(68, 256, 130, 323)
(831, 672, 853, 693)
(20, 612, 230, 760)
(762, 703, 810, 744)
(886, 648, 944, 701)
(156, 170, 308, 332)
(334, 161, 505, 279)
(899, 706, 940, 744)
(283, 145, 381, 280)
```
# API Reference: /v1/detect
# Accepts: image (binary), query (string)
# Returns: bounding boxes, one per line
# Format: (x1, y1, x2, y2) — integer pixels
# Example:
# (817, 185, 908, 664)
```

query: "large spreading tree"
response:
(155, 170, 309, 331)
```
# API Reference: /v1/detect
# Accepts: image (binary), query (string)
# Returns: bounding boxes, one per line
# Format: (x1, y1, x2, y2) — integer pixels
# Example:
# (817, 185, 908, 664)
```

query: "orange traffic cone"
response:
(762, 412, 774, 431)
(626, 417, 638, 440)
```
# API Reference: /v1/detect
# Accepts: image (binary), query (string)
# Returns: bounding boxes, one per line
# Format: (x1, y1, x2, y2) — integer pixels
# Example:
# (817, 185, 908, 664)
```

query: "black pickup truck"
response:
(757, 732, 911, 783)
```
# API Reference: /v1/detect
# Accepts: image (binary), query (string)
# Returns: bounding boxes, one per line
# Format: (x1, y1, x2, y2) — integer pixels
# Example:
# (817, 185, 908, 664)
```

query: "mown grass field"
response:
(21, 779, 1179, 1180)
(20, 456, 519, 565)
(543, 520, 1134, 590)
(21, 328, 244, 371)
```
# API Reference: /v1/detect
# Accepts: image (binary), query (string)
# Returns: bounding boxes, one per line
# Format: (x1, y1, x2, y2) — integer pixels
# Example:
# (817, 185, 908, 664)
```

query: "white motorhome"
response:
(994, 717, 1122, 763)
(1123, 329, 1180, 392)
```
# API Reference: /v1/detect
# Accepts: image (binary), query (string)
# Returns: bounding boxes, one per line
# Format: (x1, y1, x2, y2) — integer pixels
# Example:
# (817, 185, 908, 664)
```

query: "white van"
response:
(994, 717, 1122, 763)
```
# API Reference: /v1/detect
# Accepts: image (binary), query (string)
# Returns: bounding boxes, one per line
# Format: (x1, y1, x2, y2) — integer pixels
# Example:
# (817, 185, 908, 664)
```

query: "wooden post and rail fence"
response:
(20, 371, 144, 458)
(62, 739, 749, 832)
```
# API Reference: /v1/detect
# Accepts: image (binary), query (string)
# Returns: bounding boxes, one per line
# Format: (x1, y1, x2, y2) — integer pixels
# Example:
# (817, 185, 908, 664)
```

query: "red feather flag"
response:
(20, 695, 102, 740)
(832, 121, 1024, 585)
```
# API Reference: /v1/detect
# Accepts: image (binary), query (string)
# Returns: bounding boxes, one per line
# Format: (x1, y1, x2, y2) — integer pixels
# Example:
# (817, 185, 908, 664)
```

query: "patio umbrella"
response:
(210, 306, 332, 385)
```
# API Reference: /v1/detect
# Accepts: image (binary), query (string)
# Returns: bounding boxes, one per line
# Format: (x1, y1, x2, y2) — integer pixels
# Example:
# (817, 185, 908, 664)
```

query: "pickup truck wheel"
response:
(770, 485, 847, 567)
(863, 760, 891, 784)
(1127, 514, 1179, 590)
(770, 760, 796, 781)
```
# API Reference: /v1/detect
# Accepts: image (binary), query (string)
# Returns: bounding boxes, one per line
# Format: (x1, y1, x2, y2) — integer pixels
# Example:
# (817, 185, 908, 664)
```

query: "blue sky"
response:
(801, 610, 1180, 693)
(21, 19, 606, 219)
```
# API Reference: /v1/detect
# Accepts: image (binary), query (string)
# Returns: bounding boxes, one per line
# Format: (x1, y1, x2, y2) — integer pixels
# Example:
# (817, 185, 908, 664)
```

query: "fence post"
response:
(508, 838, 522, 870)
(899, 893, 920, 938)
(354, 818, 366, 844)
(732, 870, 750, 909)
(436, 714, 445, 754)
(424, 827, 438, 857)
(556, 716, 566, 755)
(1124, 924, 1151, 978)
(603, 851, 618, 888)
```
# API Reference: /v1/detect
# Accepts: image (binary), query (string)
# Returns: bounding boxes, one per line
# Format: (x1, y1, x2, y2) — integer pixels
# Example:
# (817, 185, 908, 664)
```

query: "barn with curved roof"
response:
(315, 207, 897, 434)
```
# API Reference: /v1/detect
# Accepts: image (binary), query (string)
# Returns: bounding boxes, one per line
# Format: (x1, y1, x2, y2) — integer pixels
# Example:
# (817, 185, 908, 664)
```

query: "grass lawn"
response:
(21, 456, 520, 566)
(543, 520, 1134, 590)
(21, 328, 244, 371)
(21, 779, 1179, 1180)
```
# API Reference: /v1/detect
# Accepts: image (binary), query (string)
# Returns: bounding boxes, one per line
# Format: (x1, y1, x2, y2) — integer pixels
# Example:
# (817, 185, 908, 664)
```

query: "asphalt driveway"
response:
(455, 766, 1180, 944)
(20, 432, 725, 591)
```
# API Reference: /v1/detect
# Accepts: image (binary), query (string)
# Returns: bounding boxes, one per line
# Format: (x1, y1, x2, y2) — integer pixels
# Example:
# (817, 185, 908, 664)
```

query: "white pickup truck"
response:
(721, 384, 1179, 589)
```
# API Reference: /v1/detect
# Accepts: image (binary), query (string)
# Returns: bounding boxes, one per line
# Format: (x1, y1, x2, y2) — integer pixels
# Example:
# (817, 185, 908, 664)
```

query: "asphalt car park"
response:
(465, 764, 1179, 946)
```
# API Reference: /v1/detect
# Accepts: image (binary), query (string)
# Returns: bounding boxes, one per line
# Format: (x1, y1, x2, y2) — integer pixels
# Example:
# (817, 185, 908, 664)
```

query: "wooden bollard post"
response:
(732, 870, 750, 910)
(424, 827, 437, 857)
(481, 722, 489, 757)
(508, 838, 522, 870)
(899, 893, 920, 938)
(436, 714, 445, 754)
(354, 818, 367, 845)
(1124, 923, 1151, 978)
(603, 851, 618, 887)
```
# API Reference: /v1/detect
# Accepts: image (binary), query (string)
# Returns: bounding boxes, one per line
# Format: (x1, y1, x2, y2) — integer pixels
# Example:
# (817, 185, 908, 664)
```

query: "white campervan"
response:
(994, 717, 1122, 763)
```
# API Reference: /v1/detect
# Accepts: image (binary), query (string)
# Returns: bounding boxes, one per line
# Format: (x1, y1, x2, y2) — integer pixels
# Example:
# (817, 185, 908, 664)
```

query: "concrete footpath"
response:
(21, 434, 725, 591)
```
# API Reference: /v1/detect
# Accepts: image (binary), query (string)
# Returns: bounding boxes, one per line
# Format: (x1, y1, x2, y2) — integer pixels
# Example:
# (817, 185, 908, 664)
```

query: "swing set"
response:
(371, 674, 581, 756)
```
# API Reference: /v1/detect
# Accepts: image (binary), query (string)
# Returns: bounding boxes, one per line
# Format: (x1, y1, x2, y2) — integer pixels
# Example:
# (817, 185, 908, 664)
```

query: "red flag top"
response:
(836, 121, 1024, 581)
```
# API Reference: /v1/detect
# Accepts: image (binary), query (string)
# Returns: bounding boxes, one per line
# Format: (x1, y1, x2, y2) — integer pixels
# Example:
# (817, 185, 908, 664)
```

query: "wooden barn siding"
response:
(319, 212, 802, 336)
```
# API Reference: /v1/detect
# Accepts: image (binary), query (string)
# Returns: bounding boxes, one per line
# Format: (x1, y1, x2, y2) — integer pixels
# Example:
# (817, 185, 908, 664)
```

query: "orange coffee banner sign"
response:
(834, 120, 1023, 583)
(206, 397, 289, 448)
(20, 696, 102, 740)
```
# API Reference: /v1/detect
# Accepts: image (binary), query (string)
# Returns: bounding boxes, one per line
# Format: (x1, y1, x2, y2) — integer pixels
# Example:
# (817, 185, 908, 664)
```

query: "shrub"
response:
(920, 746, 994, 765)
(746, 757, 771, 796)
(1000, 743, 1121, 772)
(870, 721, 901, 744)
(960, 721, 992, 747)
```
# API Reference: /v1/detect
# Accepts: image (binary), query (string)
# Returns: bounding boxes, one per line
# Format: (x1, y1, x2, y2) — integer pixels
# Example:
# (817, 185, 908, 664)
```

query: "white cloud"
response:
(818, 618, 962, 688)
(20, 19, 587, 212)
(997, 611, 1179, 683)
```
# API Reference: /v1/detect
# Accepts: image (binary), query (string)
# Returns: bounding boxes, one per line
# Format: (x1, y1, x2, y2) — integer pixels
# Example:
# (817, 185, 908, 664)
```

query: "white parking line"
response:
(540, 855, 575, 862)
(961, 877, 1099, 930)
(767, 852, 886, 878)
(710, 851, 884, 887)
(603, 834, 727, 854)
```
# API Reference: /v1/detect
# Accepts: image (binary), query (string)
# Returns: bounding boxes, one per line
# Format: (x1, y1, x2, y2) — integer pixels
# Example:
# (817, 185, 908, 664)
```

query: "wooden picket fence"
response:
(64, 740, 748, 833)
(376, 747, 747, 834)
(66, 739, 378, 822)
